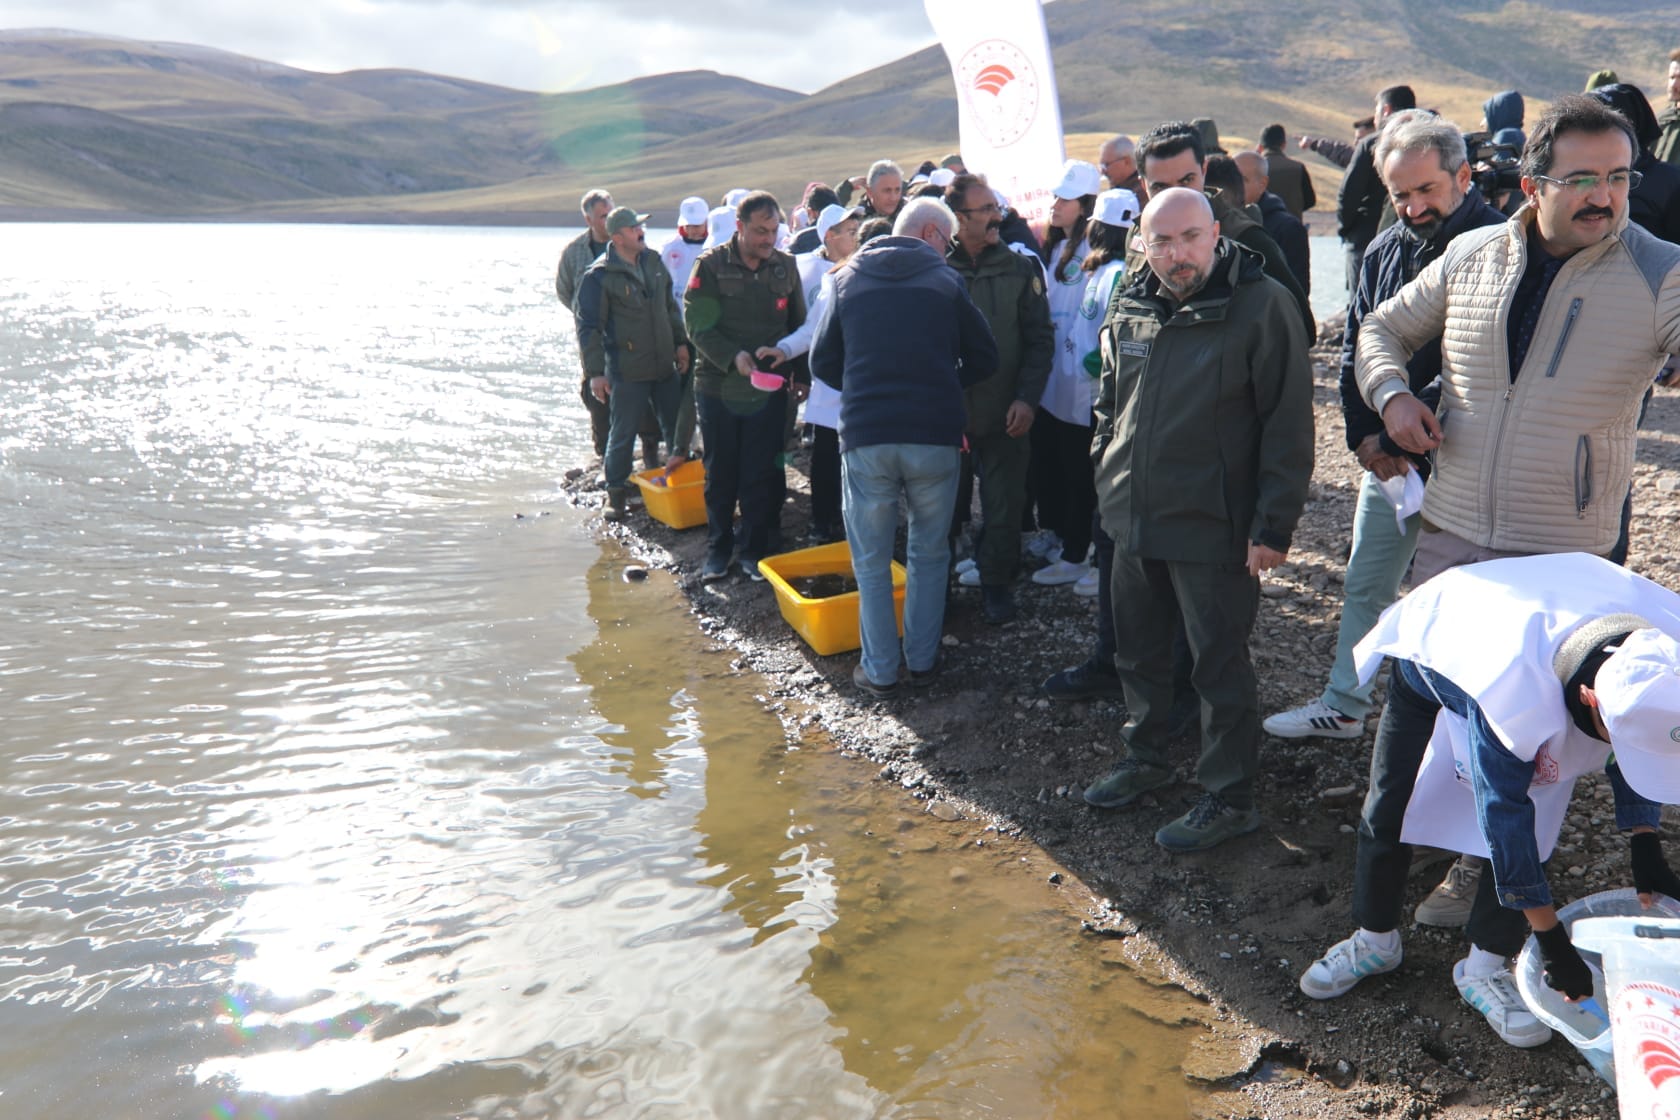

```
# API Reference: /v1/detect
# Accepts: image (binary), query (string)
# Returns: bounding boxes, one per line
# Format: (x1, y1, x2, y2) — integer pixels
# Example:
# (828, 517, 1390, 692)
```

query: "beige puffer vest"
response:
(1357, 206, 1680, 554)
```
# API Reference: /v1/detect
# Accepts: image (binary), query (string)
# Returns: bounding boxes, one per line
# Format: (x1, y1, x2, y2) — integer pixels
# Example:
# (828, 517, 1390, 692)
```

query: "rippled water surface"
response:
(1, 224, 1208, 1119)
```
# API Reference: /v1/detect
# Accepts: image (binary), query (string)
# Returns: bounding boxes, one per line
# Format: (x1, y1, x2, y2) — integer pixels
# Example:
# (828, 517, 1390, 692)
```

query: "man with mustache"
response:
(945, 172, 1054, 624)
(1082, 188, 1313, 852)
(1303, 95, 1680, 1051)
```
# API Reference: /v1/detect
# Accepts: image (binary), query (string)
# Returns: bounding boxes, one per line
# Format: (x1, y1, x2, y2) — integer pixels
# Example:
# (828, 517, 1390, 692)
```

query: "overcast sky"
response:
(0, 1, 941, 94)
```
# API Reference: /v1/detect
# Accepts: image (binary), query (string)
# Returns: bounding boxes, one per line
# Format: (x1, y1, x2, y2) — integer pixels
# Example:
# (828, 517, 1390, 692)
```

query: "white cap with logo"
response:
(705, 205, 738, 248)
(816, 203, 865, 242)
(724, 188, 751, 210)
(1597, 627, 1680, 804)
(1094, 188, 1142, 228)
(1053, 159, 1103, 201)
(678, 196, 709, 226)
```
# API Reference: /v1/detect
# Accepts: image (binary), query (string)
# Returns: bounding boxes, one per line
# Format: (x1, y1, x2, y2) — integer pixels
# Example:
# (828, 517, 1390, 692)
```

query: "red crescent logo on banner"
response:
(955, 39, 1040, 148)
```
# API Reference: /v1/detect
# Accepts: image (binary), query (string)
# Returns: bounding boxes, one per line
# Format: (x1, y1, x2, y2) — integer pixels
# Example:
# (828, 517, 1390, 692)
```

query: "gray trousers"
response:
(1111, 551, 1261, 809)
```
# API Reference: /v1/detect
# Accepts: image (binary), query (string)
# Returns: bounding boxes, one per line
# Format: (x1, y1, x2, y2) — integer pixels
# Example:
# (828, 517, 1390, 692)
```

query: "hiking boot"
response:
(1453, 959, 1552, 1048)
(852, 663, 899, 700)
(907, 661, 939, 689)
(1041, 656, 1126, 702)
(1154, 791, 1261, 852)
(1262, 698, 1364, 740)
(700, 551, 732, 583)
(603, 486, 630, 522)
(1031, 558, 1089, 586)
(1299, 930, 1404, 999)
(1082, 758, 1172, 808)
(981, 584, 1016, 625)
(1415, 855, 1484, 927)
(1072, 567, 1101, 598)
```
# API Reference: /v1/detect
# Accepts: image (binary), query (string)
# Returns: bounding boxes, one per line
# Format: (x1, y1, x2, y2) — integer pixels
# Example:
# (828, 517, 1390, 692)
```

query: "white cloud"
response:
(0, 0, 937, 93)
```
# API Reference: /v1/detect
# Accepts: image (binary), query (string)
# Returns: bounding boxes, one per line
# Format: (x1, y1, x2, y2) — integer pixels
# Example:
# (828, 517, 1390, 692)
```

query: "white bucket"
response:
(1515, 889, 1680, 1090)
(1573, 911, 1680, 1119)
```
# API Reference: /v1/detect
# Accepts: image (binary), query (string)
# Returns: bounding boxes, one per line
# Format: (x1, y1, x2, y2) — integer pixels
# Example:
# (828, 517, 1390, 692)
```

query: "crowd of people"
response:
(558, 54, 1680, 1059)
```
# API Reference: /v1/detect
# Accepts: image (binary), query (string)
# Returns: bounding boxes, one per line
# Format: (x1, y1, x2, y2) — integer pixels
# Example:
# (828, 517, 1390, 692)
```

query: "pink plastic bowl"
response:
(749, 370, 786, 391)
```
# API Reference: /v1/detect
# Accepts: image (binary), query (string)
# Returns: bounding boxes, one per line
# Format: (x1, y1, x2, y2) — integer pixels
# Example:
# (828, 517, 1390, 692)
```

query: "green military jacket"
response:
(1093, 239, 1315, 564)
(555, 230, 604, 312)
(574, 245, 685, 383)
(1656, 103, 1680, 167)
(684, 237, 807, 410)
(945, 239, 1054, 436)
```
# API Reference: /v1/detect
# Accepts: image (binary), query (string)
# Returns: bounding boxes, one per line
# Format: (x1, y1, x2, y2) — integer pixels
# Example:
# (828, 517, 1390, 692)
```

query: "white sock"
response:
(1461, 945, 1507, 979)
(1358, 928, 1401, 954)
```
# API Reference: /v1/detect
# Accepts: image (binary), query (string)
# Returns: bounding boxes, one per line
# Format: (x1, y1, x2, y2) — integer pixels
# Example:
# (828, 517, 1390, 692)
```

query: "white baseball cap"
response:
(705, 205, 737, 248)
(1094, 188, 1142, 228)
(1053, 159, 1102, 200)
(724, 187, 750, 209)
(678, 196, 709, 226)
(1597, 627, 1680, 804)
(929, 168, 956, 188)
(816, 203, 864, 242)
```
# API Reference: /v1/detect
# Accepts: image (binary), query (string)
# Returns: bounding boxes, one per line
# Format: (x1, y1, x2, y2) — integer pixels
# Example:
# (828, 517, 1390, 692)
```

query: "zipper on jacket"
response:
(1543, 297, 1583, 379)
(1574, 434, 1592, 517)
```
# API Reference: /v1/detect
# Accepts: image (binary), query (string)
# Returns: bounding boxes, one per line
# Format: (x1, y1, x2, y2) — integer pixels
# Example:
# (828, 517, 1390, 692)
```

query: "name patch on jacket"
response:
(1118, 340, 1151, 359)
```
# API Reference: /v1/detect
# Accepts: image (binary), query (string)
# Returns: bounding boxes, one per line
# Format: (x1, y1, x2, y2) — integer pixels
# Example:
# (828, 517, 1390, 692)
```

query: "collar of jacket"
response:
(723, 235, 782, 273)
(1206, 187, 1260, 237)
(1118, 238, 1263, 322)
(1395, 183, 1501, 261)
(947, 239, 1017, 274)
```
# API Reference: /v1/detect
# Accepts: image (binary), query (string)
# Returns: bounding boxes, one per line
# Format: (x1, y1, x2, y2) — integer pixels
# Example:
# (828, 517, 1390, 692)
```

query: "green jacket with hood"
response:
(574, 244, 686, 383)
(945, 239, 1054, 436)
(1093, 238, 1314, 564)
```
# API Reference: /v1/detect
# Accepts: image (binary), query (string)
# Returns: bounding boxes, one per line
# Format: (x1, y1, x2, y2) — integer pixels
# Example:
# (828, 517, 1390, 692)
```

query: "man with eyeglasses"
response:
(1301, 94, 1680, 1051)
(1097, 134, 1141, 194)
(944, 173, 1054, 624)
(1082, 187, 1313, 852)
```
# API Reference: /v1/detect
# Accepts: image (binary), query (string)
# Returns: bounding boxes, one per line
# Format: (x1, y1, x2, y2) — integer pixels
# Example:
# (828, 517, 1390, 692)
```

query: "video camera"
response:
(1463, 131, 1523, 198)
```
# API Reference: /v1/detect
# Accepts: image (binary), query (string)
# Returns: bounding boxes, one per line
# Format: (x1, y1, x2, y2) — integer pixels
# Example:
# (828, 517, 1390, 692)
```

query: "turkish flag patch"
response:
(776, 297, 788, 311)
(688, 274, 702, 290)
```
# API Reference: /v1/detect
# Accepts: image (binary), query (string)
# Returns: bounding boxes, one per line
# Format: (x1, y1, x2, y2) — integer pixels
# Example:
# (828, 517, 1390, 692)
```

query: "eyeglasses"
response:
(1533, 170, 1643, 194)
(1144, 225, 1213, 259)
(953, 202, 1001, 216)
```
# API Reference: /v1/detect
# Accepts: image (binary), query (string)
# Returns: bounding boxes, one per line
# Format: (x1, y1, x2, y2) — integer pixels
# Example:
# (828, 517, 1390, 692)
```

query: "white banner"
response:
(923, 0, 1064, 233)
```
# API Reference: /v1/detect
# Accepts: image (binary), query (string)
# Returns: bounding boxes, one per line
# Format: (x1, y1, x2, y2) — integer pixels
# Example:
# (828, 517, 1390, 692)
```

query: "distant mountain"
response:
(1, 5, 1674, 224)
(0, 29, 805, 219)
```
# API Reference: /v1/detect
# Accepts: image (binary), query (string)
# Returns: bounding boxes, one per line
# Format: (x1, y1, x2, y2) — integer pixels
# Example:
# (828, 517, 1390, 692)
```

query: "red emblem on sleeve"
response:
(688, 274, 702, 290)
(776, 297, 788, 311)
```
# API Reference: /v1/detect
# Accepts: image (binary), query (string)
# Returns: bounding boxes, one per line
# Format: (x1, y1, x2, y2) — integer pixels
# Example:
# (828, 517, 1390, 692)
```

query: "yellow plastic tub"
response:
(756, 541, 905, 656)
(630, 459, 706, 529)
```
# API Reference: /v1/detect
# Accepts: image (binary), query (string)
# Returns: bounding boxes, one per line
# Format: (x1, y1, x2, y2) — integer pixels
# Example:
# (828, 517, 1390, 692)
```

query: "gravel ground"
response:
(562, 335, 1680, 1120)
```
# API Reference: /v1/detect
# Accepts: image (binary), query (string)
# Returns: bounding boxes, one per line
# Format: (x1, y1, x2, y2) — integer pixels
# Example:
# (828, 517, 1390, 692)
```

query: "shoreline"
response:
(562, 341, 1680, 1119)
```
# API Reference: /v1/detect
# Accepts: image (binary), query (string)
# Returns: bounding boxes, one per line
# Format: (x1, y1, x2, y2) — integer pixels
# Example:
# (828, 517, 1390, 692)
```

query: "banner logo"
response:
(956, 39, 1039, 148)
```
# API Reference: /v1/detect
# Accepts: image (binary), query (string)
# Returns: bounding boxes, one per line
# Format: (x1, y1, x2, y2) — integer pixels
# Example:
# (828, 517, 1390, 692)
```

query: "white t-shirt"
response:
(1038, 237, 1101, 426)
(658, 233, 707, 303)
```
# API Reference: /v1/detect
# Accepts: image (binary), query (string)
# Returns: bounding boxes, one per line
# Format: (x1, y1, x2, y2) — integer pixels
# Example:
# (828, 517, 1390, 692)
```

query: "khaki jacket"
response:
(1357, 206, 1680, 554)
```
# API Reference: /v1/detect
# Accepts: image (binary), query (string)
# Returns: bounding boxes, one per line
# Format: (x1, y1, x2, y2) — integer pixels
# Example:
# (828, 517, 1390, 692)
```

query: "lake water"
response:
(0, 224, 1213, 1119)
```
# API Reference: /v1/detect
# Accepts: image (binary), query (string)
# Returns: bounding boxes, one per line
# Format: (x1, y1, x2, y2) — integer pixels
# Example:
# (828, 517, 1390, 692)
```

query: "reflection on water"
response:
(0, 224, 1206, 1119)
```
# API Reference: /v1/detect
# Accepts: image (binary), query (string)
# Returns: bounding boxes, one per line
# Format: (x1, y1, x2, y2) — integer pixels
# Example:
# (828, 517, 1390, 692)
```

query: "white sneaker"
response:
(1072, 567, 1101, 598)
(1453, 960, 1553, 1048)
(958, 566, 981, 587)
(1299, 930, 1402, 999)
(1031, 559, 1089, 586)
(955, 557, 977, 575)
(1262, 698, 1364, 740)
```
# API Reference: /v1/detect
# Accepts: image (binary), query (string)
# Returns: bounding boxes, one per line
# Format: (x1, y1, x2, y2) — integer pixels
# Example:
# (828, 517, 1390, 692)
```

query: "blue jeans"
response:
(603, 374, 683, 490)
(842, 443, 961, 685)
(1322, 471, 1422, 719)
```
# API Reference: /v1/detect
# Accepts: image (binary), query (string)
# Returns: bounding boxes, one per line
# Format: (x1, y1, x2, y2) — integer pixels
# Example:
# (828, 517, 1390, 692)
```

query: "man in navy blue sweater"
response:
(810, 197, 999, 698)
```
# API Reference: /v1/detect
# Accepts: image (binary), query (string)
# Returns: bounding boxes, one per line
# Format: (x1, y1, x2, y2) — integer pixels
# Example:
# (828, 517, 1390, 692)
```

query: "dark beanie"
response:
(1553, 613, 1652, 740)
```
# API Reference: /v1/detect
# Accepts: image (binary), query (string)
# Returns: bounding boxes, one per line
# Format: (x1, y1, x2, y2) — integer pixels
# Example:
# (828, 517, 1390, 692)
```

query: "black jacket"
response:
(1337, 185, 1508, 469)
(1336, 132, 1384, 249)
(1257, 191, 1311, 297)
